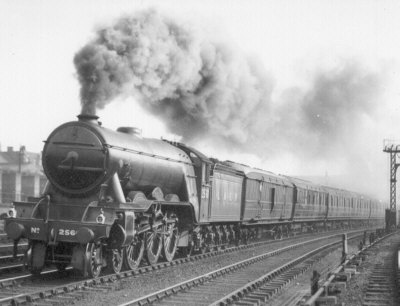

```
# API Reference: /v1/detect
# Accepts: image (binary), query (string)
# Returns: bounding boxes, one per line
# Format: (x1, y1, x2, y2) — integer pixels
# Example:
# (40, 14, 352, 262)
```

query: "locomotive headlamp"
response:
(96, 209, 105, 224)
(7, 208, 17, 218)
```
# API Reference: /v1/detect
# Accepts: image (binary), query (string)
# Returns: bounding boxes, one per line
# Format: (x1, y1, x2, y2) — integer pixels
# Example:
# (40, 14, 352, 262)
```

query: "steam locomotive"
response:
(5, 115, 385, 277)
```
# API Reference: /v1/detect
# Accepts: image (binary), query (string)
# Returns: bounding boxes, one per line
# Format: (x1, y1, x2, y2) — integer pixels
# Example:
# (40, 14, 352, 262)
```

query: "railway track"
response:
(0, 231, 286, 283)
(0, 242, 28, 256)
(0, 254, 24, 271)
(0, 233, 7, 242)
(118, 232, 364, 306)
(362, 253, 399, 306)
(0, 242, 27, 275)
(0, 230, 368, 306)
(0, 228, 356, 281)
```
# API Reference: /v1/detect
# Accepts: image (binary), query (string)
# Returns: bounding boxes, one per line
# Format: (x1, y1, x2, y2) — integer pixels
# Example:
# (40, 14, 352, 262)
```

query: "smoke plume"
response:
(74, 9, 385, 196)
(74, 9, 273, 144)
(275, 62, 383, 158)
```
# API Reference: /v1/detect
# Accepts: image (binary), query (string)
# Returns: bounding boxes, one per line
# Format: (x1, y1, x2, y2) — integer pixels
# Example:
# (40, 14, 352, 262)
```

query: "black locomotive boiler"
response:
(5, 115, 385, 277)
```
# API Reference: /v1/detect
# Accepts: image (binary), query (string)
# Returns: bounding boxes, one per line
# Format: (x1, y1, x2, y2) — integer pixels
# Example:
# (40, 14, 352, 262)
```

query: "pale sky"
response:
(1, 0, 400, 201)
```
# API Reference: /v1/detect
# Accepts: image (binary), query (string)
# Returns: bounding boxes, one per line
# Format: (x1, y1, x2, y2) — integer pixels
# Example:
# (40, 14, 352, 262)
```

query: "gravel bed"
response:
(62, 231, 364, 306)
(264, 237, 362, 305)
(335, 232, 400, 306)
(263, 232, 400, 306)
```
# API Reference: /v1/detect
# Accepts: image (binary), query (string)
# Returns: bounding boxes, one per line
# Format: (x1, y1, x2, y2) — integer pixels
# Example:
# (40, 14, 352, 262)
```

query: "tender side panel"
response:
(209, 171, 242, 222)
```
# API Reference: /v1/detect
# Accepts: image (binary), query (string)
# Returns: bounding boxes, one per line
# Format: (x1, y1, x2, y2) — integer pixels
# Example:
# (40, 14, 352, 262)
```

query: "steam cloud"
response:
(276, 62, 382, 158)
(74, 9, 384, 189)
(74, 9, 273, 144)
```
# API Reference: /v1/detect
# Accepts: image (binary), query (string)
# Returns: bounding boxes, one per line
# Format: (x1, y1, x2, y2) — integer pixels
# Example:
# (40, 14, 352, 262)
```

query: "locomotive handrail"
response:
(44, 195, 50, 224)
(57, 165, 104, 171)
(30, 196, 47, 219)
(50, 141, 97, 147)
(105, 144, 194, 166)
(80, 201, 98, 223)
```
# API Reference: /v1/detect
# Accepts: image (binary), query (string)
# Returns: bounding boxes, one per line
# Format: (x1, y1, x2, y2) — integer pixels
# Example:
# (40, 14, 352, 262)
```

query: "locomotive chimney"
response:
(77, 114, 100, 125)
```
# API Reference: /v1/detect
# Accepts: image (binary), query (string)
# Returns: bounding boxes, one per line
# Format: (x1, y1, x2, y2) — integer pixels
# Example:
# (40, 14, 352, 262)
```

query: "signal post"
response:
(383, 140, 400, 229)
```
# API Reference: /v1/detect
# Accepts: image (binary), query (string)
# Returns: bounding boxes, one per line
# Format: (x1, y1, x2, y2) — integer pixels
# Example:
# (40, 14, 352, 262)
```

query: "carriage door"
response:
(257, 180, 263, 218)
(280, 186, 287, 219)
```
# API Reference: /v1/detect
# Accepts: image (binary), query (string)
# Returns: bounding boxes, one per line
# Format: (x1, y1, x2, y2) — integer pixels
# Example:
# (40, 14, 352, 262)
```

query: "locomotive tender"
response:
(5, 115, 385, 277)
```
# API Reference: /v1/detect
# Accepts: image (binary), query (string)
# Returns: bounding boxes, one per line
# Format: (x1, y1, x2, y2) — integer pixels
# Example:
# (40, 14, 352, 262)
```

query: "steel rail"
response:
(0, 262, 24, 273)
(0, 253, 23, 261)
(0, 242, 28, 250)
(117, 232, 364, 306)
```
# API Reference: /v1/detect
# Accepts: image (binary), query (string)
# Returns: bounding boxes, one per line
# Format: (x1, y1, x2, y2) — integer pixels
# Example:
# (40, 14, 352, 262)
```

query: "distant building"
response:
(0, 145, 47, 203)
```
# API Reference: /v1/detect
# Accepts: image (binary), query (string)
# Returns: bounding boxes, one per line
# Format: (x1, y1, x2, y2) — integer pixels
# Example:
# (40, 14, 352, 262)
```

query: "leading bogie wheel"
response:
(123, 234, 145, 270)
(145, 228, 162, 265)
(162, 222, 179, 262)
(106, 248, 124, 274)
(86, 243, 102, 278)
